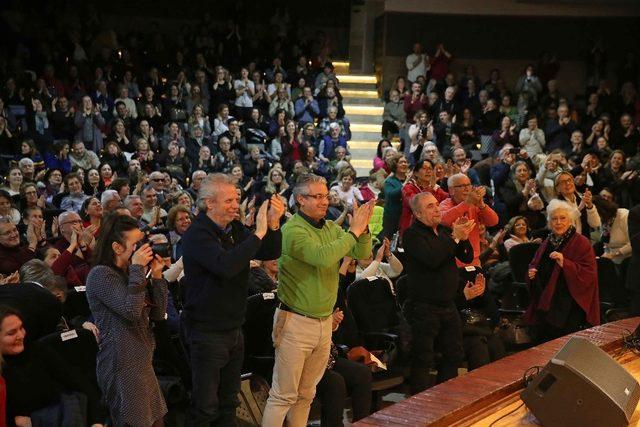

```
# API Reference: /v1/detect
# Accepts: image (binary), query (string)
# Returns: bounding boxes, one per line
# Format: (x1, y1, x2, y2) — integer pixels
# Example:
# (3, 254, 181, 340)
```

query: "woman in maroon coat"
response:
(525, 199, 599, 342)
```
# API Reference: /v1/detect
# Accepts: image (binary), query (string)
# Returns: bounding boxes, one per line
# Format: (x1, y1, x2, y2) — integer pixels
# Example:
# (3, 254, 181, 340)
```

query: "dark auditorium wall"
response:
(375, 12, 640, 98)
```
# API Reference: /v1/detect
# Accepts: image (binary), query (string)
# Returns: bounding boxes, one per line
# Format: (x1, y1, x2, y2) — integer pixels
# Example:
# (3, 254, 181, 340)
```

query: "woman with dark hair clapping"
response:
(86, 214, 169, 426)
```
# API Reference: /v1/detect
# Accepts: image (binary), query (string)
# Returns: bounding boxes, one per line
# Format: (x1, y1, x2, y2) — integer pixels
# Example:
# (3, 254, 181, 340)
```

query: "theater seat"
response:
(242, 292, 278, 380)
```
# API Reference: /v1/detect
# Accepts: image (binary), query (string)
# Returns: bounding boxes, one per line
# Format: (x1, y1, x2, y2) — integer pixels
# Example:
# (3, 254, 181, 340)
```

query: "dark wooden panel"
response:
(355, 317, 640, 427)
(383, 12, 640, 61)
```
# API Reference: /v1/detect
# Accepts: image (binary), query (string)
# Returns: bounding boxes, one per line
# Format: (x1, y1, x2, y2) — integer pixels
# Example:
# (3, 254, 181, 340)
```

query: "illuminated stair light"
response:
(351, 123, 382, 132)
(336, 74, 377, 84)
(349, 141, 380, 149)
(344, 105, 384, 115)
(341, 89, 379, 99)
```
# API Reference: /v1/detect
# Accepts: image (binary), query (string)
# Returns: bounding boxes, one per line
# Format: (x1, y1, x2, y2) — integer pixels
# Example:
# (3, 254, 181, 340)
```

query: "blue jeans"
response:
(184, 327, 244, 427)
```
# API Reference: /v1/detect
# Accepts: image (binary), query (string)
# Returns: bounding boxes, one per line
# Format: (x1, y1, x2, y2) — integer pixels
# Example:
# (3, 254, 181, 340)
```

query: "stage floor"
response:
(469, 350, 640, 426)
(355, 318, 640, 426)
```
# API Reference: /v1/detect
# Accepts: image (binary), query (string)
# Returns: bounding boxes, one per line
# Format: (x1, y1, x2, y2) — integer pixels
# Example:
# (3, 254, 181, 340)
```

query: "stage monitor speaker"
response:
(521, 336, 640, 427)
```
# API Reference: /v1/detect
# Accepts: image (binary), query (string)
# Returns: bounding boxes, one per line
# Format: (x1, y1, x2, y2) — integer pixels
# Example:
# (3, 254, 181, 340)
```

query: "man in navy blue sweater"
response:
(182, 173, 284, 426)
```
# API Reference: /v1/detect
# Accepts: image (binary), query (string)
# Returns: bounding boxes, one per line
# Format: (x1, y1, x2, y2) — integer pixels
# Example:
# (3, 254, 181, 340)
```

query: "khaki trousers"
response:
(262, 308, 332, 427)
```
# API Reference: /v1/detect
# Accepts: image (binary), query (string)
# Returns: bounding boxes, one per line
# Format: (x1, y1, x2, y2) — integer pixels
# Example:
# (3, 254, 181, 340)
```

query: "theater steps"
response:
(335, 61, 383, 177)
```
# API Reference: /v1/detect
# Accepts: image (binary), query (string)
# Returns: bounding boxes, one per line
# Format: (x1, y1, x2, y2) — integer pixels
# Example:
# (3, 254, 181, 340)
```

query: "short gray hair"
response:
(20, 259, 55, 288)
(546, 199, 579, 223)
(58, 211, 79, 226)
(447, 173, 468, 189)
(101, 189, 119, 206)
(293, 174, 327, 201)
(192, 170, 206, 181)
(197, 173, 236, 212)
(409, 192, 436, 214)
(18, 158, 34, 168)
(124, 194, 141, 208)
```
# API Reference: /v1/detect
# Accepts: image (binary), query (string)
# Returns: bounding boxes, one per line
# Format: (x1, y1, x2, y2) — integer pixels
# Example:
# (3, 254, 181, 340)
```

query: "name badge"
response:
(61, 330, 78, 342)
(464, 266, 476, 272)
(366, 276, 377, 282)
(263, 293, 275, 300)
(74, 286, 86, 292)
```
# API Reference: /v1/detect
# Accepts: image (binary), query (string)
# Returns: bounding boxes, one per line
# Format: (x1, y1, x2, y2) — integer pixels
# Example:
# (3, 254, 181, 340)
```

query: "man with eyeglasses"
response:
(439, 173, 498, 267)
(419, 141, 441, 164)
(148, 171, 167, 205)
(0, 218, 40, 274)
(52, 211, 95, 284)
(262, 174, 373, 426)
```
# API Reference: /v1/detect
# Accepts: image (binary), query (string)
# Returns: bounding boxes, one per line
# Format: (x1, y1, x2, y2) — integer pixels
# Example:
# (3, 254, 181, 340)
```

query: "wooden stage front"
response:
(355, 317, 640, 426)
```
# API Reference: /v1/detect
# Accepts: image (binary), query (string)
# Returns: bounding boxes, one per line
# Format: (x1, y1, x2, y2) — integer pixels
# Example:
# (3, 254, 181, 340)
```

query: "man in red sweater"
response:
(439, 173, 498, 267)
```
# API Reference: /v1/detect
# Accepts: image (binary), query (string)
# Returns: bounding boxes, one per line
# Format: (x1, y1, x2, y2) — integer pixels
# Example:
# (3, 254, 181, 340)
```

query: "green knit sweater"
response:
(278, 213, 372, 318)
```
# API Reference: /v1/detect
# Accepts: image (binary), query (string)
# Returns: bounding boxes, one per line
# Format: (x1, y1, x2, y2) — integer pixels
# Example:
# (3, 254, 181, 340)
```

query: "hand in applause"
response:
(254, 200, 269, 239)
(452, 216, 476, 241)
(267, 195, 286, 229)
(348, 199, 375, 237)
(463, 273, 485, 300)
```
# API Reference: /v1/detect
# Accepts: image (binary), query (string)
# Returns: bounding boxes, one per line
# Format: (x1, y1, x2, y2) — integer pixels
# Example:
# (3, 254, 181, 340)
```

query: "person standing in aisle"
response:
(262, 174, 373, 426)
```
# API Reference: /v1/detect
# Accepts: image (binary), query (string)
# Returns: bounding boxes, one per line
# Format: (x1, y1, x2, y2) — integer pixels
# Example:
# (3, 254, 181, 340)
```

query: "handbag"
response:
(460, 308, 494, 337)
(347, 346, 388, 373)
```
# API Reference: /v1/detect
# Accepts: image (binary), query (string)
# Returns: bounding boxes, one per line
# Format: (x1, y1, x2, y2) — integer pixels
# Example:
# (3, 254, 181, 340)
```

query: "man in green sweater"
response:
(262, 174, 373, 426)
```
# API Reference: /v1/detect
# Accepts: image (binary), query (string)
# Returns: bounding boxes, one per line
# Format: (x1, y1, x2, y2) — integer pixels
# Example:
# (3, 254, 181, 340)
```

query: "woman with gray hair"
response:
(524, 199, 599, 342)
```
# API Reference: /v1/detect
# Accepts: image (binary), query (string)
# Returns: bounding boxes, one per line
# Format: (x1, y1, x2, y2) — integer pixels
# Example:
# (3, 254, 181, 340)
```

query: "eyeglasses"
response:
(452, 183, 472, 189)
(60, 219, 83, 226)
(152, 178, 164, 182)
(303, 193, 330, 200)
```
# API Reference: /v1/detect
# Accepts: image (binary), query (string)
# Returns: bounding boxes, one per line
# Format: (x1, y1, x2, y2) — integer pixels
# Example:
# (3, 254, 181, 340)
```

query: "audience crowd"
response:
(0, 3, 639, 425)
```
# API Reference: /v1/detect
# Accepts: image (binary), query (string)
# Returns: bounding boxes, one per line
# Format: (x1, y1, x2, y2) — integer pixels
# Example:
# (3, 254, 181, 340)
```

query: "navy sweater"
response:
(182, 212, 281, 331)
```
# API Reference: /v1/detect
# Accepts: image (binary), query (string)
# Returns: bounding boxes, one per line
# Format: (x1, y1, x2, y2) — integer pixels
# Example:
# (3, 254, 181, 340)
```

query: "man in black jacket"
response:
(402, 192, 476, 393)
(182, 173, 285, 425)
